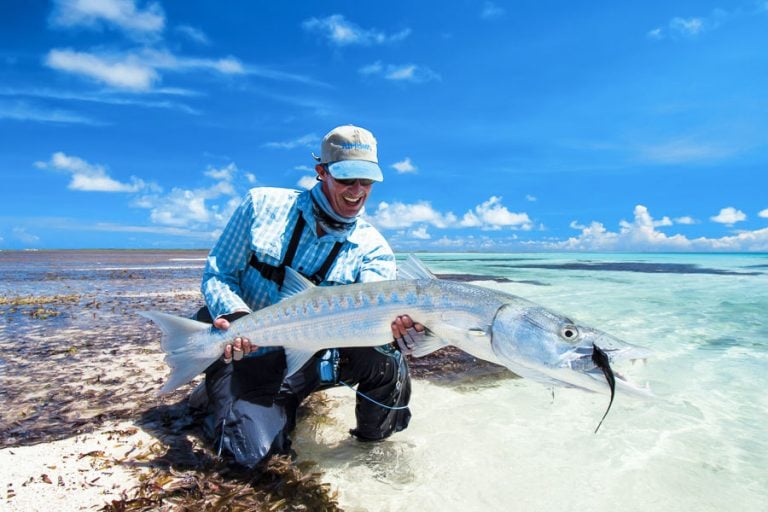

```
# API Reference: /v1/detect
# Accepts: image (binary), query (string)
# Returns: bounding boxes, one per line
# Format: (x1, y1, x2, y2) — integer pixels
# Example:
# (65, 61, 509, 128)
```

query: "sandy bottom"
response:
(1, 421, 158, 511)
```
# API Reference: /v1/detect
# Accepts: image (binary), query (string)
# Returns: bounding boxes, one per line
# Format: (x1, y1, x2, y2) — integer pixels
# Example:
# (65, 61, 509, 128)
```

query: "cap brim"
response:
(327, 160, 383, 182)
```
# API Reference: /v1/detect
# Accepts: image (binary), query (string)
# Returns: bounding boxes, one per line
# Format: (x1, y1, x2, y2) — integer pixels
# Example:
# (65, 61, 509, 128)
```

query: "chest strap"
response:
(249, 214, 343, 287)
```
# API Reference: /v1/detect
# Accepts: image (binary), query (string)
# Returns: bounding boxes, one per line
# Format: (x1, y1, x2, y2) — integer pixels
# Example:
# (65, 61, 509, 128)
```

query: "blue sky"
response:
(1, 0, 767, 251)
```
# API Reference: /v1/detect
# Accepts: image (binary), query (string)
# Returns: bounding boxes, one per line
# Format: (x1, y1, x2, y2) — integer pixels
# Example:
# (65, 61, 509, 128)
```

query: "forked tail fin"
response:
(138, 311, 220, 395)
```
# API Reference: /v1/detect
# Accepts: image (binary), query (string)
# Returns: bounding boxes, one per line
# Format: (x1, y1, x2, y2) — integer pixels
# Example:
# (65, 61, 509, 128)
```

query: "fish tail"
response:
(138, 311, 219, 395)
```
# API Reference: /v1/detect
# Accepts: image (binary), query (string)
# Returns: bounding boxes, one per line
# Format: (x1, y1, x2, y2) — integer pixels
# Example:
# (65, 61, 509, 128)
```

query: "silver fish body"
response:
(141, 256, 651, 398)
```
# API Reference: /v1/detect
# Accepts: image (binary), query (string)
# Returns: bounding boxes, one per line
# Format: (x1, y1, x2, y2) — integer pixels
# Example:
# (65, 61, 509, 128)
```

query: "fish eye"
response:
(559, 324, 580, 341)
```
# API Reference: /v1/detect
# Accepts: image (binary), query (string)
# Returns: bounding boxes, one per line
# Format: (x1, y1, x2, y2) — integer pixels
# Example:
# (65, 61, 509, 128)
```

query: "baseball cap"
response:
(314, 125, 383, 182)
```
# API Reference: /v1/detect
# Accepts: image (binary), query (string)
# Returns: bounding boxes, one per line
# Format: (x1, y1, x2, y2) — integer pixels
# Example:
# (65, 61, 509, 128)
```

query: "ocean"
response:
(1, 250, 766, 511)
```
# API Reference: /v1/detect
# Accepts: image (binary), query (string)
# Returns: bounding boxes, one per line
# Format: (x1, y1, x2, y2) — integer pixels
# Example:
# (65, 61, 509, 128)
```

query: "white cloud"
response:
(460, 196, 532, 230)
(359, 62, 441, 83)
(758, 208, 768, 218)
(175, 24, 210, 45)
(0, 99, 101, 124)
(670, 17, 705, 36)
(549, 205, 768, 252)
(650, 8, 731, 40)
(50, 0, 165, 37)
(358, 61, 383, 75)
(36, 152, 146, 192)
(391, 157, 417, 174)
(410, 226, 431, 240)
(674, 216, 697, 225)
(136, 164, 242, 227)
(264, 134, 319, 149)
(647, 27, 664, 40)
(711, 207, 747, 225)
(480, 2, 505, 20)
(204, 162, 238, 181)
(368, 201, 457, 229)
(45, 49, 158, 90)
(638, 138, 736, 164)
(13, 227, 41, 245)
(302, 15, 410, 46)
(45, 48, 246, 91)
(526, 195, 537, 202)
(298, 175, 317, 190)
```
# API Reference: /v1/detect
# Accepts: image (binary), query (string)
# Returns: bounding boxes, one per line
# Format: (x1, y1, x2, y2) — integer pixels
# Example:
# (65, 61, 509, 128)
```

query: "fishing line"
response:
(338, 380, 410, 410)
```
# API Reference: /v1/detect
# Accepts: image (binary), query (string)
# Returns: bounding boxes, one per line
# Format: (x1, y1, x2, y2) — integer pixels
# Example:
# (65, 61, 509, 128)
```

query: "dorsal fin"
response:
(280, 266, 316, 301)
(397, 254, 437, 280)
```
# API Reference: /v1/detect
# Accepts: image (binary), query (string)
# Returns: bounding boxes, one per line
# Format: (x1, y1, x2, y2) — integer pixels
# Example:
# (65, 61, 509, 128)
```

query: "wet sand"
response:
(0, 252, 505, 511)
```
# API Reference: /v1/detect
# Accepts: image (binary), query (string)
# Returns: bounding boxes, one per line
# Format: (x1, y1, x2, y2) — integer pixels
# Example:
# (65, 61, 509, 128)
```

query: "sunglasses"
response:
(332, 176, 375, 187)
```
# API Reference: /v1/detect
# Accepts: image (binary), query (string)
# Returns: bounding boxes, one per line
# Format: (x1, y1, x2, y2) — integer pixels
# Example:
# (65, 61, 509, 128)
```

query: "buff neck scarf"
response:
(310, 182, 357, 237)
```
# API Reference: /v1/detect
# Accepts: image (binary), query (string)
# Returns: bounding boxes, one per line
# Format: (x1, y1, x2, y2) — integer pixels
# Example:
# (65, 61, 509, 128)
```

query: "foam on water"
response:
(293, 253, 768, 512)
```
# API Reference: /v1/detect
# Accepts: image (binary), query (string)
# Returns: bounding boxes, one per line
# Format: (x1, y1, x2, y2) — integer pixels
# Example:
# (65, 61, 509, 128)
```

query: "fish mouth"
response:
(569, 344, 653, 397)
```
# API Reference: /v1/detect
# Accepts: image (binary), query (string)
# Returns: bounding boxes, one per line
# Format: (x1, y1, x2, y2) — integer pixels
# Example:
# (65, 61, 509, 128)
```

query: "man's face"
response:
(317, 165, 373, 218)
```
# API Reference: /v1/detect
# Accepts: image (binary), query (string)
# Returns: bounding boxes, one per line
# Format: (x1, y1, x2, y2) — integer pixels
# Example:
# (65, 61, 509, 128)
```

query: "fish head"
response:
(490, 303, 652, 396)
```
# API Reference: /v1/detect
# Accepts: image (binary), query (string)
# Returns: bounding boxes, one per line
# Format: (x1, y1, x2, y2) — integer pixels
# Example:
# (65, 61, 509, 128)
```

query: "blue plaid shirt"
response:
(202, 186, 396, 319)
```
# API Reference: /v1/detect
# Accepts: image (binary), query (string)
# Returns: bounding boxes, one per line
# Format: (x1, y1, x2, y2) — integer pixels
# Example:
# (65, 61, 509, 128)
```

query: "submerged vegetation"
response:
(0, 274, 502, 510)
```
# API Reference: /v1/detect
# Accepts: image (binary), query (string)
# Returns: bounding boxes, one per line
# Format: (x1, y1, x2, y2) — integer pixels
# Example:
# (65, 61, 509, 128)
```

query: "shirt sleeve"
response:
(201, 193, 255, 319)
(358, 239, 397, 283)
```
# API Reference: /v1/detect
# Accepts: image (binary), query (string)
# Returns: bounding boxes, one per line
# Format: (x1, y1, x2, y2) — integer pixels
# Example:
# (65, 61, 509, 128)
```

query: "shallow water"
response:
(293, 253, 768, 512)
(1, 250, 766, 511)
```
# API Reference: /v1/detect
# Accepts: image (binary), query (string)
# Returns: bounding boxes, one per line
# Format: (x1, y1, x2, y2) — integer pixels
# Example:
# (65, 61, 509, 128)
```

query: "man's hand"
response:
(391, 315, 425, 355)
(214, 313, 255, 363)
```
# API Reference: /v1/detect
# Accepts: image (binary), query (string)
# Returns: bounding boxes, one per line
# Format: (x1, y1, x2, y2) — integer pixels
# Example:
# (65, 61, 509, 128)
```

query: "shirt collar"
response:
(298, 189, 364, 245)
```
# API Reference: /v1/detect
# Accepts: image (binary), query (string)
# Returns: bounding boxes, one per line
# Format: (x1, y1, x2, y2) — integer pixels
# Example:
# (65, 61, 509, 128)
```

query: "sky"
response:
(1, 0, 767, 252)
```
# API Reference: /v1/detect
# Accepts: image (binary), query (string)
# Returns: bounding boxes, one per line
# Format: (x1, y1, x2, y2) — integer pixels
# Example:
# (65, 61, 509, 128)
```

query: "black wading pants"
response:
(195, 309, 412, 469)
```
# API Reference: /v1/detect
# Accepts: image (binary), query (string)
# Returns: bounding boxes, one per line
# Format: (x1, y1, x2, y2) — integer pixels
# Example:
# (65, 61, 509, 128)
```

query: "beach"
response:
(1, 250, 767, 511)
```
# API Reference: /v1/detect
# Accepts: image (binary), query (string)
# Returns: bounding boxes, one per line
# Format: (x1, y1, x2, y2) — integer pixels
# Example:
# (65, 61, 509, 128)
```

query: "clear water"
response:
(2, 251, 765, 511)
(293, 253, 768, 512)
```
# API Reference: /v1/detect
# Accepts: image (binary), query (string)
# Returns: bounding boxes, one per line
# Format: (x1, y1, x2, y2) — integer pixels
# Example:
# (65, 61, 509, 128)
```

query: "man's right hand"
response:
(214, 312, 256, 363)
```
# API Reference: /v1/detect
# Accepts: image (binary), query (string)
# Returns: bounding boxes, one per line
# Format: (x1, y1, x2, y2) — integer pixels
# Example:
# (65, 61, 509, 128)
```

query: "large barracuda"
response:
(141, 256, 651, 421)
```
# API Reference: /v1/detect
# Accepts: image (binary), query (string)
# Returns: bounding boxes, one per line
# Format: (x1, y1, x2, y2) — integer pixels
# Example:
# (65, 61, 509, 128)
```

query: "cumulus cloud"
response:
(359, 61, 440, 83)
(50, 0, 165, 38)
(710, 207, 747, 226)
(759, 208, 768, 218)
(135, 163, 243, 227)
(297, 175, 317, 190)
(367, 201, 457, 229)
(302, 15, 410, 46)
(459, 196, 532, 230)
(35, 152, 146, 192)
(391, 158, 417, 174)
(410, 226, 431, 240)
(550, 205, 768, 252)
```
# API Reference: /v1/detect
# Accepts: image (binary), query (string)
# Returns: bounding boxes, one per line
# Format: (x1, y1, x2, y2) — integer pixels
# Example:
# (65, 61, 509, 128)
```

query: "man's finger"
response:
(222, 344, 233, 364)
(233, 337, 244, 361)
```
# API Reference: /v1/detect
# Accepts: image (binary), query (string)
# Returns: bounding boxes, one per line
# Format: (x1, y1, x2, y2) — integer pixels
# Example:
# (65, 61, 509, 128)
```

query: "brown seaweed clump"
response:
(103, 456, 340, 512)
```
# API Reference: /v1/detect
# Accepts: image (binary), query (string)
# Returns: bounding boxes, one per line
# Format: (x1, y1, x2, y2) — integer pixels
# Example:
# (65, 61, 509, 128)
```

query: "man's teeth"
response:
(344, 196, 361, 203)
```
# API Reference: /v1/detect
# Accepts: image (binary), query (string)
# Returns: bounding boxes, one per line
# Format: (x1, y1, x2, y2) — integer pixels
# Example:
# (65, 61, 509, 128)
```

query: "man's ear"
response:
(315, 164, 326, 180)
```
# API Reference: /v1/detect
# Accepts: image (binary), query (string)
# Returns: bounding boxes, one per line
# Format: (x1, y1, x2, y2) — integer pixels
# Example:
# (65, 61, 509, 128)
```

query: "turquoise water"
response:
(2, 251, 765, 510)
(295, 253, 768, 512)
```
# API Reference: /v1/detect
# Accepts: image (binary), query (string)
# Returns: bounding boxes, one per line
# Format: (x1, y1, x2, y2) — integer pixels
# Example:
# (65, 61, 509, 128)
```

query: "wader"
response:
(195, 215, 411, 468)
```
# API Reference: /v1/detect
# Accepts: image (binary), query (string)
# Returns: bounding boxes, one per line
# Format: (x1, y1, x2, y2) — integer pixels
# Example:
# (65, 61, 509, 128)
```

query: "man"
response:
(196, 124, 423, 468)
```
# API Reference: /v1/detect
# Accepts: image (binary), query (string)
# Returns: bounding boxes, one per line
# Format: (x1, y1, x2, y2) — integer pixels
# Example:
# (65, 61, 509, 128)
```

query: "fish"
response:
(140, 255, 652, 425)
